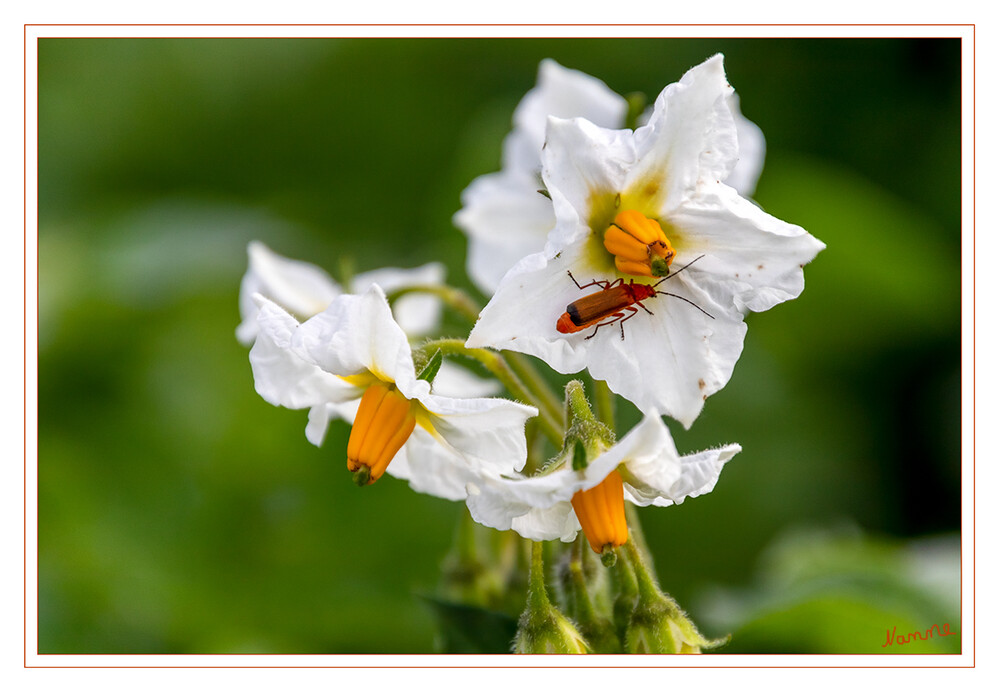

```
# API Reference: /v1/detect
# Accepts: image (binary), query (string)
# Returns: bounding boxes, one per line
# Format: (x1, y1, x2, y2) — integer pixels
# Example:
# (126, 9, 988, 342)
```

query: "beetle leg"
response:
(584, 306, 637, 341)
(584, 311, 624, 340)
(567, 270, 615, 292)
(635, 300, 654, 316)
(616, 306, 641, 340)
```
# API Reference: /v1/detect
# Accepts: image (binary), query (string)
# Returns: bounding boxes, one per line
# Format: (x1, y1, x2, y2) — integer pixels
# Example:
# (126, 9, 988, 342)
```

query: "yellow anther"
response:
(570, 469, 628, 554)
(603, 210, 675, 278)
(347, 382, 417, 484)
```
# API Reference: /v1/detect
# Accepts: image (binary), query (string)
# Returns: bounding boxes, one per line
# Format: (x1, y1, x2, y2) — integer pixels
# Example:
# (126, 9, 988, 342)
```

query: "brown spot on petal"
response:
(698, 378, 706, 390)
(758, 264, 764, 270)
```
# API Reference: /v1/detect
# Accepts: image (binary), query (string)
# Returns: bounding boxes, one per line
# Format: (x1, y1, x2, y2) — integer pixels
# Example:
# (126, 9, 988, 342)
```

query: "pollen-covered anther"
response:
(346, 381, 417, 484)
(603, 209, 675, 278)
(571, 469, 629, 553)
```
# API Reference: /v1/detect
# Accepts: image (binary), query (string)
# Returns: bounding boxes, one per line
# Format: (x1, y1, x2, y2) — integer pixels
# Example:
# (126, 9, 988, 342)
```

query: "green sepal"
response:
(416, 349, 444, 383)
(571, 439, 588, 471)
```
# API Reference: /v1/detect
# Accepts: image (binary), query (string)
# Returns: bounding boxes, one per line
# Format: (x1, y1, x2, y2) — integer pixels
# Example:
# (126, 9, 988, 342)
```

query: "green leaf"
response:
(421, 594, 518, 654)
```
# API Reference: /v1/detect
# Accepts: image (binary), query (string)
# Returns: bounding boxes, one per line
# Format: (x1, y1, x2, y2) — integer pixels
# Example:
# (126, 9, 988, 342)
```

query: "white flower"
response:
(249, 284, 537, 500)
(454, 59, 767, 295)
(236, 240, 445, 345)
(465, 413, 740, 552)
(466, 55, 824, 427)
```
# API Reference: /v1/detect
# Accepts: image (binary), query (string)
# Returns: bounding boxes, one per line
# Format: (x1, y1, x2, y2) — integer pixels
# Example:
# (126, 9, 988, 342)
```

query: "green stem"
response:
(421, 339, 563, 446)
(506, 352, 564, 427)
(624, 539, 661, 603)
(526, 541, 551, 611)
(624, 504, 657, 581)
(611, 543, 639, 637)
(591, 378, 616, 434)
(568, 539, 596, 623)
(384, 284, 482, 324)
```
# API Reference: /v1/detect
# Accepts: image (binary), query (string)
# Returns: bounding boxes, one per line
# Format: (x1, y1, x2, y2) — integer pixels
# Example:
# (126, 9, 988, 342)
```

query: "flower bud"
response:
(513, 605, 590, 654)
(626, 592, 725, 653)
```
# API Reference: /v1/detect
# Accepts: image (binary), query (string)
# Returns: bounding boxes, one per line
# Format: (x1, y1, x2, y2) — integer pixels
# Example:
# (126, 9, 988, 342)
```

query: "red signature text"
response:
(882, 623, 957, 648)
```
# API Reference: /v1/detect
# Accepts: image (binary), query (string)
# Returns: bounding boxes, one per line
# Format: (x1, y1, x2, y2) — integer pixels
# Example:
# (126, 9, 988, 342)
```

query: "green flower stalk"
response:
(563, 538, 621, 653)
(623, 541, 728, 654)
(513, 542, 589, 654)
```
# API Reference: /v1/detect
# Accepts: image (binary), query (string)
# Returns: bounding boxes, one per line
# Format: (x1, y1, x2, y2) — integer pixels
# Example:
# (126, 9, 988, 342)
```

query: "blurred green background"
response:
(37, 38, 962, 654)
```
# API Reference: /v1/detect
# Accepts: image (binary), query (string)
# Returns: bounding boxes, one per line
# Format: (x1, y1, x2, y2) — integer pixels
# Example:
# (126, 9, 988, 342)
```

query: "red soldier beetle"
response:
(555, 255, 714, 341)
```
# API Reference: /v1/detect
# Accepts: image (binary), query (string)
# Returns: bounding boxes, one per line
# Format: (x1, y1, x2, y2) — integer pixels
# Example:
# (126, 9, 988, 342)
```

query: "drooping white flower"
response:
(453, 59, 767, 295)
(466, 55, 824, 427)
(464, 413, 740, 552)
(249, 285, 537, 500)
(236, 240, 445, 345)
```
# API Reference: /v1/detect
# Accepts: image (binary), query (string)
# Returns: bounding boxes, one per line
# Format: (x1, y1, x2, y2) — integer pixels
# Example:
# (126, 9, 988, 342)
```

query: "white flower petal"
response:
(511, 502, 580, 543)
(249, 296, 361, 411)
(674, 183, 826, 313)
(350, 262, 446, 337)
(454, 169, 555, 293)
(628, 54, 738, 210)
(466, 241, 594, 367)
(237, 241, 341, 345)
(386, 428, 481, 501)
(465, 441, 619, 540)
(414, 393, 537, 474)
(631, 443, 742, 508)
(541, 116, 636, 247)
(512, 58, 628, 157)
(292, 285, 418, 388)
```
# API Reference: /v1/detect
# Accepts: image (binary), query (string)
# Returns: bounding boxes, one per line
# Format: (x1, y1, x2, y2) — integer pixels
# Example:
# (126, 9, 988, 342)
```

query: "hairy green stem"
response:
(568, 539, 596, 623)
(591, 378, 616, 434)
(624, 504, 657, 581)
(624, 539, 661, 603)
(526, 541, 551, 611)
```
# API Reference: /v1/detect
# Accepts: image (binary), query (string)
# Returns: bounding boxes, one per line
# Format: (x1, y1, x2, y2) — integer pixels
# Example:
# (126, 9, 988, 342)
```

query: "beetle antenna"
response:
(653, 254, 706, 287)
(657, 291, 715, 319)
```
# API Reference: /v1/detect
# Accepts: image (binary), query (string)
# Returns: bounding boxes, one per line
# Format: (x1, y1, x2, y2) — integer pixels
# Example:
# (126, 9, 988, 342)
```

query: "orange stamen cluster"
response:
(603, 209, 675, 277)
(570, 469, 628, 553)
(347, 381, 417, 484)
